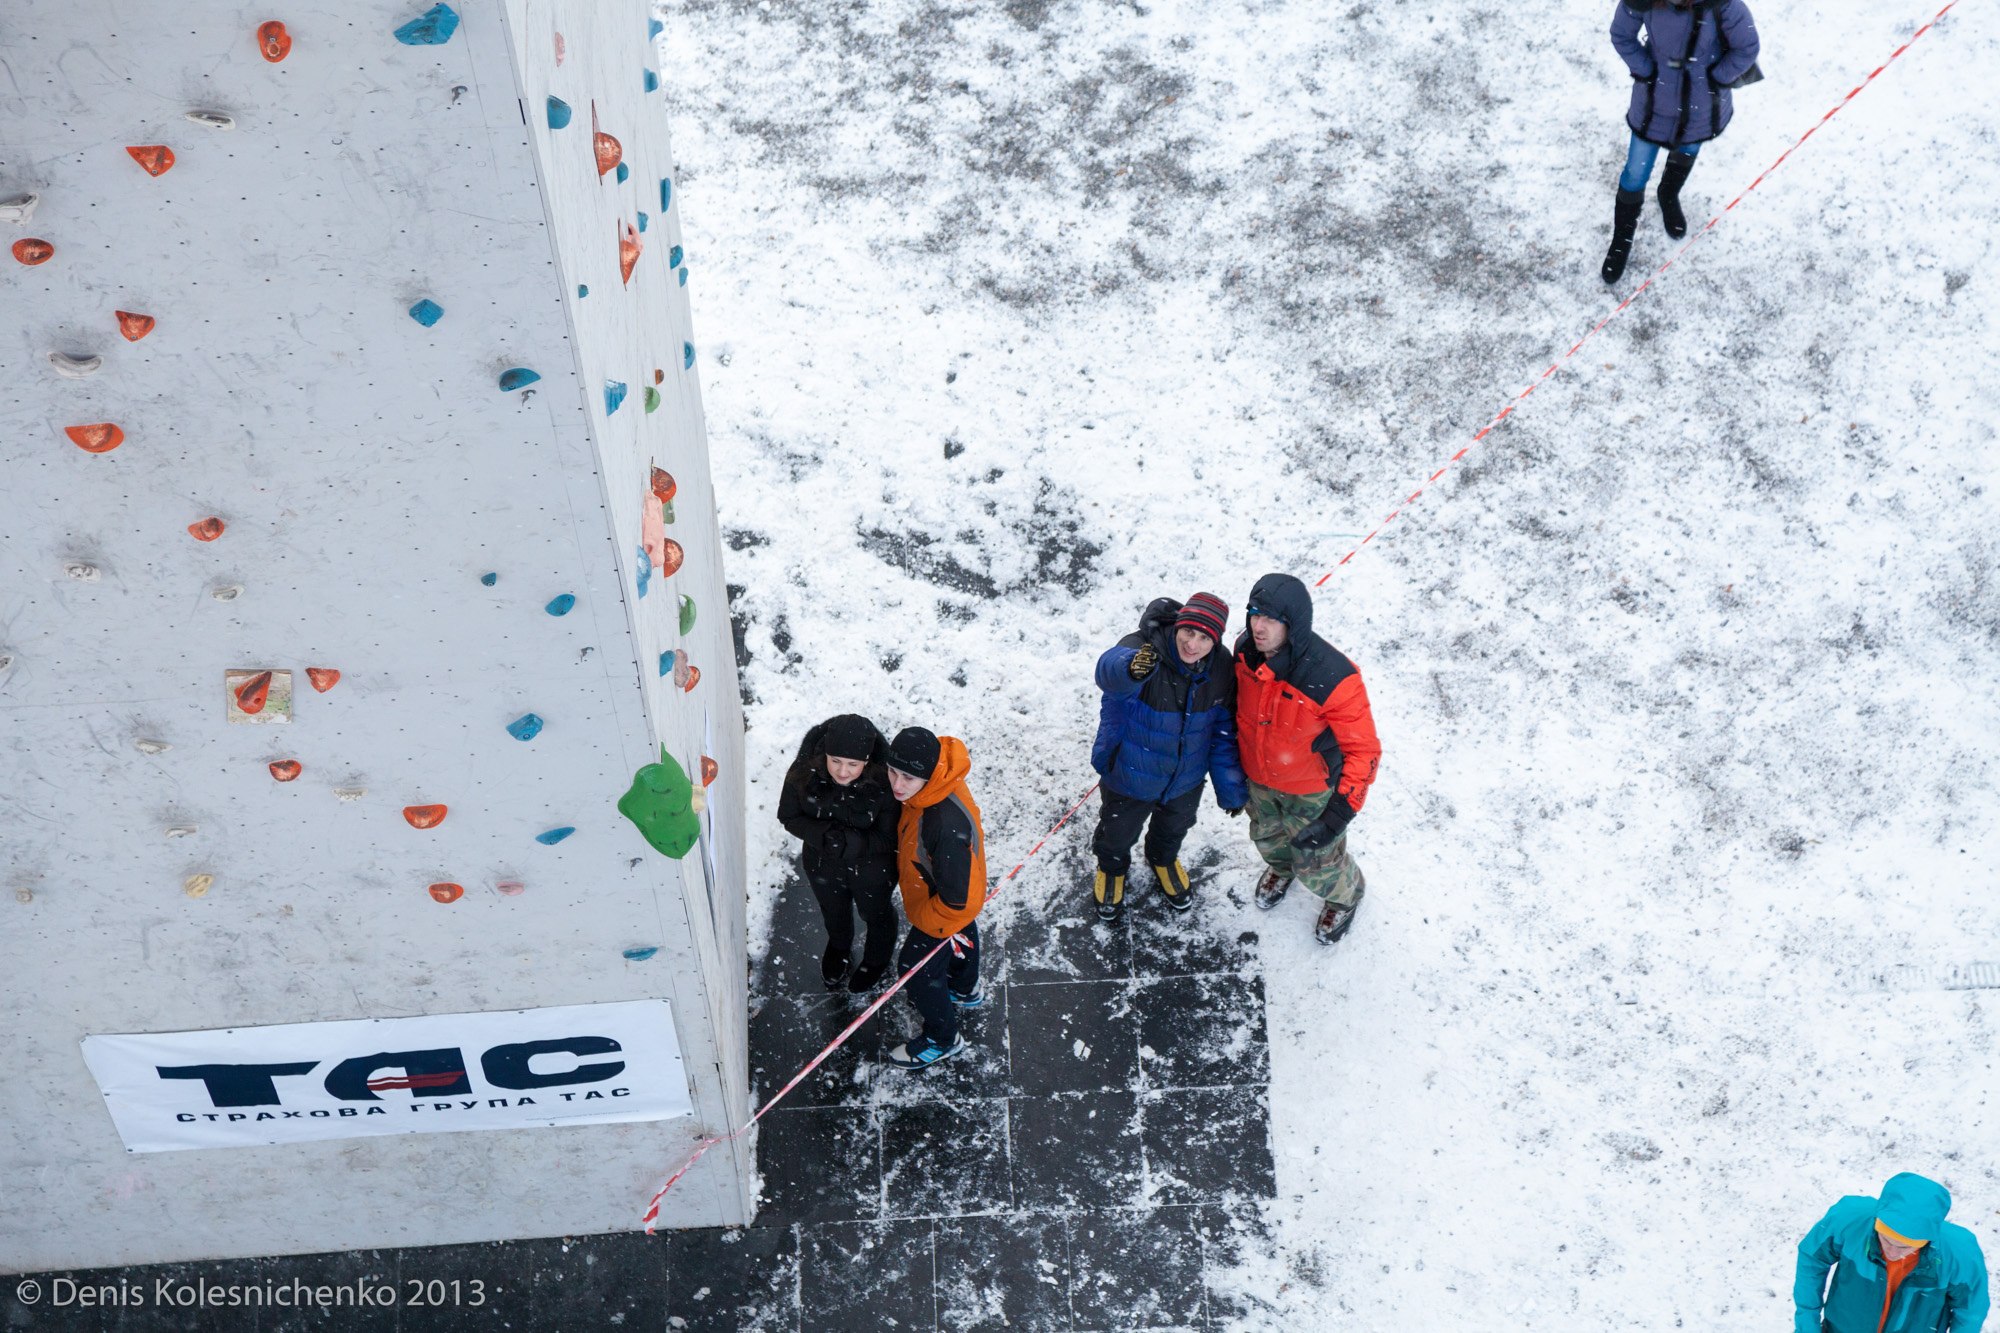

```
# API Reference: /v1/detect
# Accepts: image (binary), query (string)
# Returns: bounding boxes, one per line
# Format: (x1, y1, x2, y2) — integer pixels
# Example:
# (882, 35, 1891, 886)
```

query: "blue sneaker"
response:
(884, 1036, 965, 1071)
(950, 986, 985, 1011)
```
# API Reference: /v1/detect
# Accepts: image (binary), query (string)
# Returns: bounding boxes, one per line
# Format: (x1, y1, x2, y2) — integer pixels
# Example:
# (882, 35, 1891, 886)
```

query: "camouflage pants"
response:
(1245, 781, 1362, 906)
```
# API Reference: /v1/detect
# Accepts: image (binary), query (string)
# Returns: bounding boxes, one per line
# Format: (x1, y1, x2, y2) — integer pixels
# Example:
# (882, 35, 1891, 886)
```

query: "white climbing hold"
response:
(183, 874, 214, 898)
(135, 738, 172, 755)
(0, 653, 15, 689)
(184, 110, 237, 130)
(13, 888, 31, 904)
(48, 351, 103, 379)
(165, 825, 198, 838)
(64, 563, 101, 582)
(333, 786, 367, 802)
(0, 192, 40, 225)
(210, 584, 244, 601)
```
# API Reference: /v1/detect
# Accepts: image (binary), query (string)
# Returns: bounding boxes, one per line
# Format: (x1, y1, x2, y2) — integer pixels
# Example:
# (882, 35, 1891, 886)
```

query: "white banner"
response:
(81, 1000, 694, 1153)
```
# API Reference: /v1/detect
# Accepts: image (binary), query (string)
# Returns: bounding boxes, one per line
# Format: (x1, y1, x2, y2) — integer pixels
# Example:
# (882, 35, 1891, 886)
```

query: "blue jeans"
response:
(1619, 134, 1700, 193)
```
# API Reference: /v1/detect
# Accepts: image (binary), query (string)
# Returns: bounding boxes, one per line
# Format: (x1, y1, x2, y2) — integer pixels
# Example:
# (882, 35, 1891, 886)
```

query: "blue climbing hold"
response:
(678, 267, 688, 287)
(643, 69, 659, 93)
(499, 367, 541, 392)
(648, 18, 664, 38)
(669, 245, 683, 268)
(480, 571, 498, 586)
(393, 4, 459, 45)
(660, 178, 672, 212)
(536, 826, 576, 845)
(683, 342, 695, 370)
(547, 96, 573, 129)
(545, 593, 576, 616)
(637, 211, 648, 233)
(616, 162, 630, 184)
(606, 380, 628, 414)
(658, 650, 673, 677)
(577, 284, 588, 298)
(507, 713, 544, 742)
(408, 298, 444, 327)
(623, 946, 659, 962)
(635, 545, 652, 598)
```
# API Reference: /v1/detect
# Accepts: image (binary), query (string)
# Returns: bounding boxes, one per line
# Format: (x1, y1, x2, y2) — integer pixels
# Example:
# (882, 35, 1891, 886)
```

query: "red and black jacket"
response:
(1232, 574, 1382, 805)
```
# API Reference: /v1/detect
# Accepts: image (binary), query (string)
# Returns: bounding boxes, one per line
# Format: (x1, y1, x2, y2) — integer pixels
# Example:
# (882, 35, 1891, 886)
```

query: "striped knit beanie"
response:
(1175, 592, 1228, 642)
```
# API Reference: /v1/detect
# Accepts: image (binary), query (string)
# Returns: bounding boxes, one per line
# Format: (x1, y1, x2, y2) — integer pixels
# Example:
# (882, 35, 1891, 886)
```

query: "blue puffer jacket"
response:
(1612, 0, 1760, 147)
(1091, 598, 1249, 809)
(1794, 1173, 1990, 1333)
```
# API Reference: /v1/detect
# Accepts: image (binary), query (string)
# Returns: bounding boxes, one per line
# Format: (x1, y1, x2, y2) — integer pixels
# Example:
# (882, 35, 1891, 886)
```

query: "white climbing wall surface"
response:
(0, 0, 753, 1269)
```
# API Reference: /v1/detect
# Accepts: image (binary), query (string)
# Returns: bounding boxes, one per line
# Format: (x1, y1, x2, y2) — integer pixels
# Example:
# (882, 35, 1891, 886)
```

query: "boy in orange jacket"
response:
(882, 727, 988, 1069)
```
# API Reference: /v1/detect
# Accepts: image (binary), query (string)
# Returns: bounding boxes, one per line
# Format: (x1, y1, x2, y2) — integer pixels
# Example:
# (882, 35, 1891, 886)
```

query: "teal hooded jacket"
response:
(1794, 1174, 1989, 1333)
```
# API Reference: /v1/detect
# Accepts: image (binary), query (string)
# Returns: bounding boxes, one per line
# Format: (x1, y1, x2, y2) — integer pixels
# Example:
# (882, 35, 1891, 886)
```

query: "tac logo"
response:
(158, 1035, 625, 1108)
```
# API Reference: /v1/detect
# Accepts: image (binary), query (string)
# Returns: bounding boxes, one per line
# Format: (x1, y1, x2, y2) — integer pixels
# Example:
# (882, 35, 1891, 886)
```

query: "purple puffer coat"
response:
(1611, 0, 1761, 147)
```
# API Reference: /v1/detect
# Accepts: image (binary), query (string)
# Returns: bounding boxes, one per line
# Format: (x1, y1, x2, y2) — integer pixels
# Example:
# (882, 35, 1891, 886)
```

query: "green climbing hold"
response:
(644, 386, 660, 413)
(678, 595, 697, 635)
(617, 747, 701, 859)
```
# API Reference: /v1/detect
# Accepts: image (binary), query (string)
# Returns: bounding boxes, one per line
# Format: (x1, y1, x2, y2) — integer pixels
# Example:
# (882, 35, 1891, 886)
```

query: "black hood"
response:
(1246, 573, 1314, 640)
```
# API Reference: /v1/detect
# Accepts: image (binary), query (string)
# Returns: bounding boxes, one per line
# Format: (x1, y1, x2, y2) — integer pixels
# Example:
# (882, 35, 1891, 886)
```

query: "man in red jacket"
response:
(1233, 573, 1382, 944)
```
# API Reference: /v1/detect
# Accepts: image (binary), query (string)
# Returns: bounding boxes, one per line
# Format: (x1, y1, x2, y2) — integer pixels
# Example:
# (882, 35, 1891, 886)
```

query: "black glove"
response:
(1128, 644, 1159, 680)
(820, 827, 850, 861)
(1222, 806, 1244, 819)
(1289, 794, 1356, 851)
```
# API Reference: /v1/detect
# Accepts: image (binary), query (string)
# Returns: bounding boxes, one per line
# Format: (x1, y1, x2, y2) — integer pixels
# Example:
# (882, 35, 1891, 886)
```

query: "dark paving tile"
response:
(375, 1240, 531, 1330)
(1067, 1206, 1206, 1330)
(1007, 980, 1138, 1096)
(797, 1219, 935, 1333)
(750, 992, 887, 1109)
(934, 1212, 1070, 1333)
(1128, 905, 1258, 980)
(1194, 1202, 1278, 1332)
(1140, 1087, 1276, 1207)
(1008, 1091, 1144, 1215)
(756, 866, 837, 999)
(1134, 974, 1269, 1090)
(870, 983, 1010, 1107)
(755, 1105, 881, 1225)
(1004, 899, 1132, 985)
(522, 1232, 668, 1332)
(880, 1098, 1012, 1220)
(658, 1225, 800, 1333)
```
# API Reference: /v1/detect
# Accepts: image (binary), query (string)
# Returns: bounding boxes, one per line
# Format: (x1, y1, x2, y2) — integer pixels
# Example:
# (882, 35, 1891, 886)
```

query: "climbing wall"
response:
(0, 0, 752, 1269)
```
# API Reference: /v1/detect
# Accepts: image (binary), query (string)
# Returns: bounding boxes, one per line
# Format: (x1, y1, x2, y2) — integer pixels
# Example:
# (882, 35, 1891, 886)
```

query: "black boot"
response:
(1600, 188, 1644, 284)
(821, 942, 850, 991)
(1313, 875, 1368, 946)
(1657, 151, 1696, 239)
(847, 953, 891, 993)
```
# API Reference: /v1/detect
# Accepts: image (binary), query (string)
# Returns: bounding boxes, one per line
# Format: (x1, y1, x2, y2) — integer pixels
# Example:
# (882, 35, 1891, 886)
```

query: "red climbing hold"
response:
(659, 538, 685, 577)
(12, 238, 54, 266)
(188, 517, 226, 541)
(651, 467, 677, 504)
(235, 670, 274, 715)
(257, 20, 292, 62)
(681, 665, 701, 694)
(403, 804, 448, 829)
(126, 145, 176, 177)
(428, 882, 465, 904)
(269, 759, 303, 782)
(305, 667, 341, 693)
(653, 369, 664, 385)
(591, 101, 623, 177)
(65, 423, 124, 453)
(619, 220, 642, 286)
(701, 756, 718, 787)
(116, 310, 156, 341)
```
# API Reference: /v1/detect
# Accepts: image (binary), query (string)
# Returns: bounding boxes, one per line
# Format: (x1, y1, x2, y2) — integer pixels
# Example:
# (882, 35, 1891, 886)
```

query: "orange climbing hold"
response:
(659, 538, 685, 578)
(428, 882, 464, 904)
(403, 804, 448, 829)
(591, 101, 623, 177)
(305, 667, 341, 693)
(269, 759, 303, 782)
(126, 145, 176, 176)
(681, 665, 701, 693)
(235, 671, 274, 715)
(115, 310, 156, 341)
(654, 369, 665, 385)
(651, 467, 677, 503)
(12, 238, 54, 266)
(619, 220, 642, 286)
(188, 517, 225, 541)
(257, 20, 292, 62)
(701, 756, 718, 787)
(65, 423, 125, 453)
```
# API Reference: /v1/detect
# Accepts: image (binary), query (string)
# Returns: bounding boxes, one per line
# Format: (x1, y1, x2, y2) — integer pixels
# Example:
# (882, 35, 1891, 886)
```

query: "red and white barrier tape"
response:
(641, 782, 1100, 1230)
(1315, 0, 1960, 585)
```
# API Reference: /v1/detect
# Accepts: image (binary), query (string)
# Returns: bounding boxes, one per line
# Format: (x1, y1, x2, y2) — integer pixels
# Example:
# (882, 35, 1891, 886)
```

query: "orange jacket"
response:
(896, 736, 987, 938)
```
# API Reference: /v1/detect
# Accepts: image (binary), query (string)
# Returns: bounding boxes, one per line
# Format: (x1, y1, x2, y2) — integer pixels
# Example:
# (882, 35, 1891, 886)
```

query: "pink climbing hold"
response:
(619, 220, 642, 286)
(188, 517, 226, 541)
(642, 496, 667, 579)
(116, 310, 156, 341)
(257, 20, 292, 62)
(305, 667, 341, 693)
(12, 238, 54, 266)
(554, 30, 565, 64)
(126, 145, 176, 177)
(65, 423, 124, 453)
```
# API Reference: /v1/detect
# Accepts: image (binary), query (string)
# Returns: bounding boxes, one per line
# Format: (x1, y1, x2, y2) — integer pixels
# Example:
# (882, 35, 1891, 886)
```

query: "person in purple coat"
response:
(1602, 0, 1761, 283)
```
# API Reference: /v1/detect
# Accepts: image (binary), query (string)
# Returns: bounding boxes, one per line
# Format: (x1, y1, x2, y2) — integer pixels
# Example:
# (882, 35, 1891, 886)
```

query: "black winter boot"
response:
(1313, 875, 1368, 946)
(1657, 151, 1696, 239)
(821, 942, 850, 991)
(1600, 188, 1644, 284)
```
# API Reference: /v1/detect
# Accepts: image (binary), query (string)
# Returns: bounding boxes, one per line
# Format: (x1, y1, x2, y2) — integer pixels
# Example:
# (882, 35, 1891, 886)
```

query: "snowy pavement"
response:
(665, 0, 2000, 1326)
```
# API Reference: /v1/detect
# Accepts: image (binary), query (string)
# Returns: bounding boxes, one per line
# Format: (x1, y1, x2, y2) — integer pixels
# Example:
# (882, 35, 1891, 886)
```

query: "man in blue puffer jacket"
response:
(1795, 1172, 1989, 1333)
(1089, 592, 1249, 920)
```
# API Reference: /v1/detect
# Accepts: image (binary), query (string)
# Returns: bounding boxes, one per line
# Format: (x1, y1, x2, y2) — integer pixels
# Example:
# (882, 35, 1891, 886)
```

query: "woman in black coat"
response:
(776, 714, 902, 993)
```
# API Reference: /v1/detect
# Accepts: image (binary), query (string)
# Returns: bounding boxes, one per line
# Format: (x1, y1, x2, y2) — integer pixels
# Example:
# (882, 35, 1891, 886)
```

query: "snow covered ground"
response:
(660, 0, 2000, 1325)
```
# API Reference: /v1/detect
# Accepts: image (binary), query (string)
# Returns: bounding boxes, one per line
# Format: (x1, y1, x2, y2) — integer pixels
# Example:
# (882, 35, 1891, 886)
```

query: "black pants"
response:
(804, 858, 897, 969)
(899, 920, 979, 1049)
(1090, 784, 1203, 877)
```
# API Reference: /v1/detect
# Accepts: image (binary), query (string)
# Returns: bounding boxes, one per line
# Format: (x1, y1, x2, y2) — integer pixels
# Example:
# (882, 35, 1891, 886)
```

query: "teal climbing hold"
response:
(660, 178, 672, 212)
(547, 96, 573, 129)
(683, 342, 695, 370)
(679, 594, 696, 634)
(648, 18, 664, 38)
(616, 162, 630, 184)
(408, 298, 444, 326)
(657, 650, 672, 677)
(669, 245, 683, 268)
(637, 211, 648, 232)
(480, 572, 498, 586)
(545, 593, 576, 616)
(499, 367, 541, 391)
(507, 713, 544, 742)
(623, 946, 659, 961)
(617, 748, 700, 859)
(643, 386, 660, 413)
(577, 284, 588, 298)
(394, 4, 459, 44)
(636, 545, 652, 598)
(678, 267, 688, 287)
(536, 826, 576, 845)
(644, 69, 659, 93)
(606, 380, 628, 414)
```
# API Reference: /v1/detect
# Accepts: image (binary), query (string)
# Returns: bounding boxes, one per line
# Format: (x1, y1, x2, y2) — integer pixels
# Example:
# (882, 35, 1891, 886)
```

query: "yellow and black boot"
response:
(1092, 870, 1125, 922)
(1153, 860, 1194, 913)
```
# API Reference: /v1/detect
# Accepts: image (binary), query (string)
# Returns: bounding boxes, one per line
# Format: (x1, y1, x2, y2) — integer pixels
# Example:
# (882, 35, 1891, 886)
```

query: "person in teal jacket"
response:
(1794, 1172, 1989, 1333)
